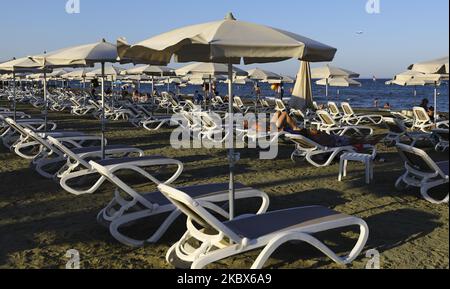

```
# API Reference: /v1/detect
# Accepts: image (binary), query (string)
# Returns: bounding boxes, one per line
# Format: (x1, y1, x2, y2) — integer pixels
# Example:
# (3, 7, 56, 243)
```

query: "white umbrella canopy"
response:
(247, 68, 282, 81)
(119, 12, 337, 220)
(406, 58, 448, 121)
(62, 68, 92, 79)
(30, 39, 119, 159)
(290, 61, 313, 109)
(385, 78, 436, 86)
(0, 57, 51, 120)
(311, 65, 360, 79)
(408, 57, 449, 74)
(311, 65, 359, 97)
(316, 77, 362, 87)
(86, 65, 125, 78)
(118, 13, 337, 65)
(122, 65, 175, 76)
(175, 62, 248, 77)
(0, 57, 47, 73)
(121, 74, 152, 81)
(31, 39, 118, 68)
(48, 69, 71, 78)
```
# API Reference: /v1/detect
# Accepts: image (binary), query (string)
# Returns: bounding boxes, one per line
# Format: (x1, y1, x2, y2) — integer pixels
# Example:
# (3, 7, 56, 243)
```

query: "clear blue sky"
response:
(0, 0, 448, 77)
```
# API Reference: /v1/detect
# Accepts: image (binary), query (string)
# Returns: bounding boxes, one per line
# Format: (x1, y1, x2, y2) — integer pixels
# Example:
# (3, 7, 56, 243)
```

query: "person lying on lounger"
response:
(245, 111, 303, 133)
(246, 112, 384, 148)
(303, 128, 385, 149)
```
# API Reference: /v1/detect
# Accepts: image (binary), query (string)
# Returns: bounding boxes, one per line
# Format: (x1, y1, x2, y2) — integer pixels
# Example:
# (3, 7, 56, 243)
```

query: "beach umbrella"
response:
(316, 77, 362, 87)
(176, 62, 248, 101)
(316, 77, 361, 96)
(408, 57, 449, 74)
(118, 12, 336, 220)
(176, 63, 247, 77)
(47, 69, 71, 87)
(0, 57, 49, 120)
(247, 68, 282, 81)
(62, 68, 92, 89)
(290, 61, 314, 109)
(386, 71, 437, 98)
(247, 68, 283, 105)
(408, 58, 449, 121)
(311, 65, 360, 97)
(269, 75, 295, 84)
(122, 65, 175, 94)
(30, 39, 119, 159)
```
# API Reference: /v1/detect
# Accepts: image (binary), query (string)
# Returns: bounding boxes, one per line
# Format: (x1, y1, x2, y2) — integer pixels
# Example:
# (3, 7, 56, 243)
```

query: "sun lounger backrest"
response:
(260, 99, 269, 107)
(198, 112, 218, 130)
(158, 184, 243, 243)
(215, 96, 225, 104)
(5, 118, 29, 137)
(290, 109, 305, 121)
(46, 136, 89, 165)
(317, 110, 336, 126)
(275, 99, 286, 112)
(396, 144, 438, 174)
(328, 102, 340, 116)
(341, 102, 354, 116)
(413, 107, 431, 123)
(288, 134, 321, 149)
(185, 100, 196, 110)
(22, 128, 57, 152)
(234, 96, 244, 107)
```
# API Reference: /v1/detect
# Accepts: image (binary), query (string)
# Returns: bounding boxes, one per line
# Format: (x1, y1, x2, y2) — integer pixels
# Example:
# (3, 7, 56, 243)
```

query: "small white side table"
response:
(339, 153, 374, 184)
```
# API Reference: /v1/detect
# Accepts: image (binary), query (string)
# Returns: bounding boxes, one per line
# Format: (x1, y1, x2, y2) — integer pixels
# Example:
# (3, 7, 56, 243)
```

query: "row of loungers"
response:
(1, 102, 448, 268)
(0, 107, 371, 269)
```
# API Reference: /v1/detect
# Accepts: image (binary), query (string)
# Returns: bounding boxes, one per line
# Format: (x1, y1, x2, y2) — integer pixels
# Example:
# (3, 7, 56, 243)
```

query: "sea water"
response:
(67, 79, 449, 112)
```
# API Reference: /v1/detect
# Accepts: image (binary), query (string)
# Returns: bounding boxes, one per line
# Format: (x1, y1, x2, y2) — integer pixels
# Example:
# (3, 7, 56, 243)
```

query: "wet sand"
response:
(0, 101, 448, 269)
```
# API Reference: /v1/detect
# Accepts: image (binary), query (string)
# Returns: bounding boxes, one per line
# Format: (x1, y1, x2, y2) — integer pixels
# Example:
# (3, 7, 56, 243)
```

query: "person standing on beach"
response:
(279, 83, 285, 100)
(254, 83, 261, 99)
(374, 98, 379, 108)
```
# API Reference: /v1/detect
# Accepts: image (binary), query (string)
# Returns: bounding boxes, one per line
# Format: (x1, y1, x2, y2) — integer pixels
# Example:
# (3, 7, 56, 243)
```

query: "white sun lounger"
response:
(395, 143, 449, 204)
(412, 107, 449, 132)
(382, 117, 433, 147)
(327, 102, 344, 121)
(286, 133, 375, 167)
(4, 118, 94, 159)
(89, 160, 269, 247)
(316, 110, 373, 136)
(341, 102, 383, 125)
(432, 129, 449, 152)
(159, 183, 369, 269)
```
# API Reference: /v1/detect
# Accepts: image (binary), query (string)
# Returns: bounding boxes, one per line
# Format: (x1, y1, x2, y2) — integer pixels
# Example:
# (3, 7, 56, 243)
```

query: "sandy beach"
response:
(0, 100, 448, 269)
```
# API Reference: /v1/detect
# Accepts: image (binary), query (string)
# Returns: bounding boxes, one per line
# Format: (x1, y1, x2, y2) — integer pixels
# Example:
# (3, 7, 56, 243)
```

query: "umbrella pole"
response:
(101, 62, 106, 160)
(254, 81, 258, 114)
(434, 83, 438, 122)
(208, 74, 212, 110)
(151, 76, 155, 95)
(325, 78, 329, 98)
(43, 71, 48, 132)
(13, 71, 16, 121)
(227, 62, 235, 221)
